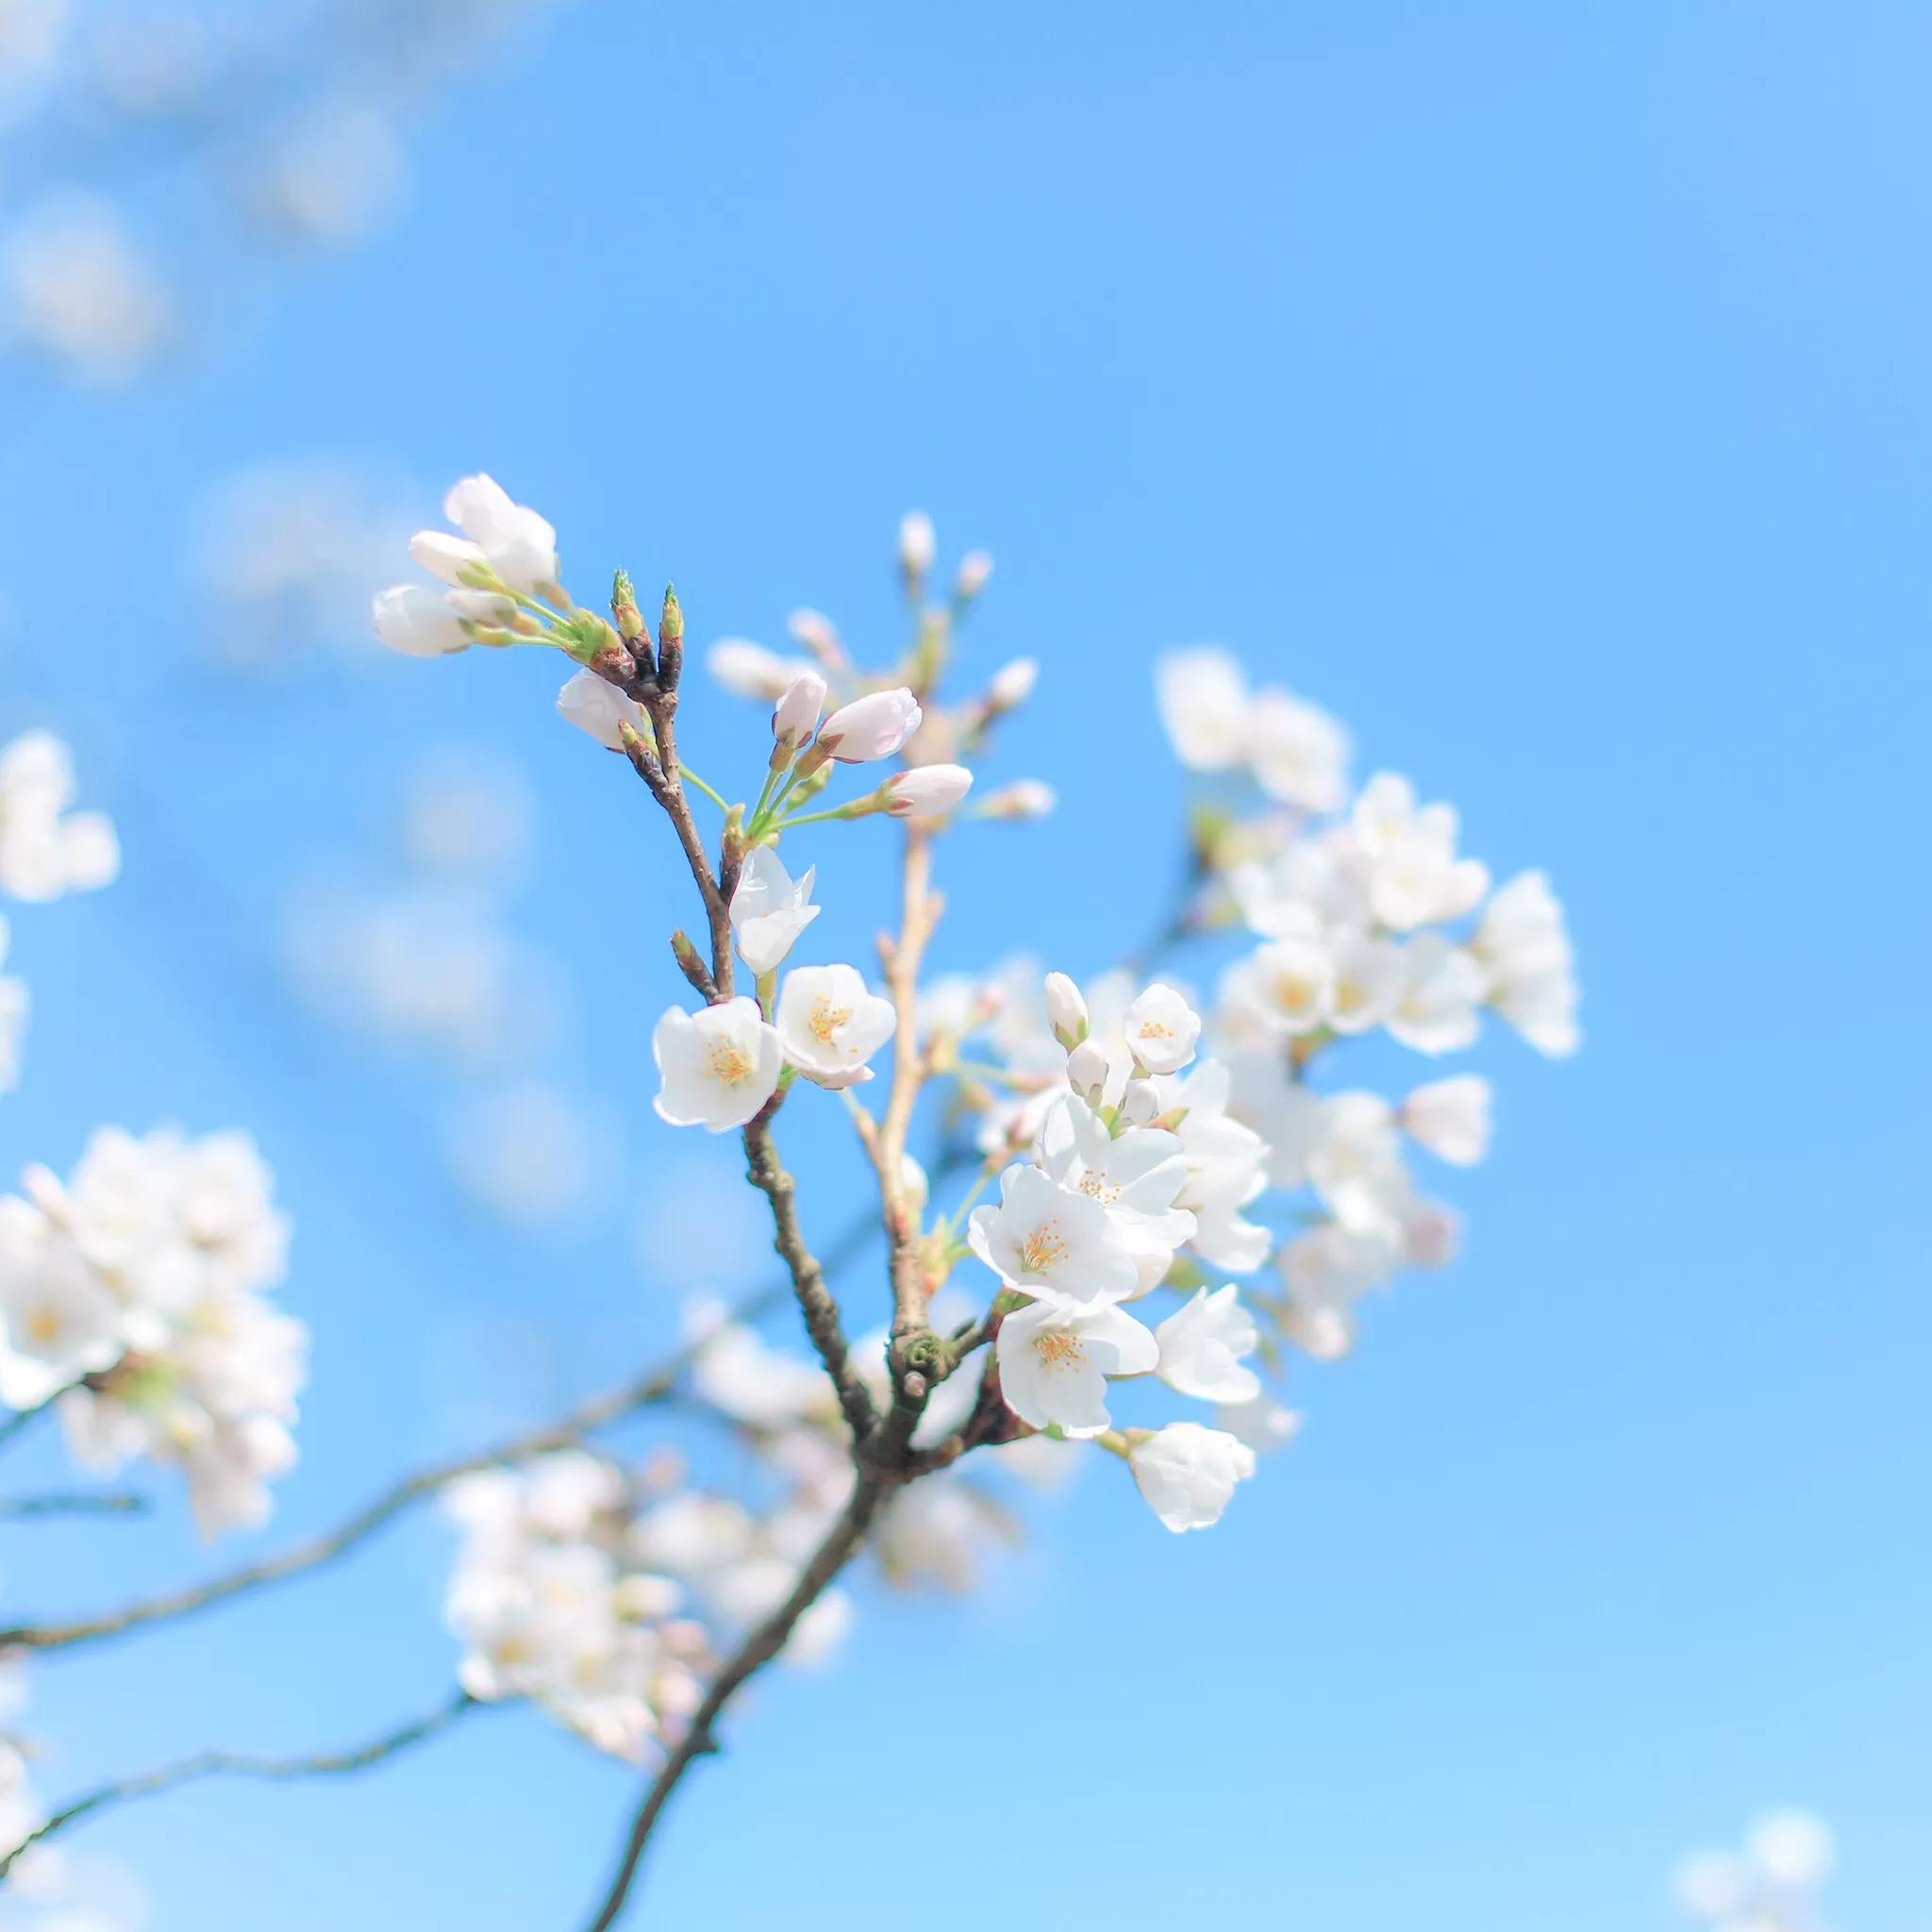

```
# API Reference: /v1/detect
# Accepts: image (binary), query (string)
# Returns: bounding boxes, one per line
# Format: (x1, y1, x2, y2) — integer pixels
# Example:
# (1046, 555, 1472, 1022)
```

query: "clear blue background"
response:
(1, 2, 1926, 1926)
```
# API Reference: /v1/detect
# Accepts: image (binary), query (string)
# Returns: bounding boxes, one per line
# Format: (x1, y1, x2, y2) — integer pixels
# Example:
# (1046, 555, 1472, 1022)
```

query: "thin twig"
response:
(0, 1492, 149, 1520)
(876, 826, 942, 1339)
(0, 1690, 477, 1879)
(0, 1221, 877, 1658)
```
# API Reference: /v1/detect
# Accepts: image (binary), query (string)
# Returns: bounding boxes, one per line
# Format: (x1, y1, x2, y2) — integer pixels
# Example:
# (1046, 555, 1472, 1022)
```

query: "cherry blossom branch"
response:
(741, 1113, 876, 1441)
(0, 1689, 477, 1880)
(0, 1256, 851, 1658)
(579, 1469, 892, 1931)
(876, 825, 942, 1341)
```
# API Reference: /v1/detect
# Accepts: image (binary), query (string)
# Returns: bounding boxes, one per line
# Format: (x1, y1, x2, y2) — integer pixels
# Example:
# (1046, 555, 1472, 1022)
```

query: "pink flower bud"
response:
(815, 689, 923, 763)
(771, 669, 828, 749)
(883, 763, 973, 819)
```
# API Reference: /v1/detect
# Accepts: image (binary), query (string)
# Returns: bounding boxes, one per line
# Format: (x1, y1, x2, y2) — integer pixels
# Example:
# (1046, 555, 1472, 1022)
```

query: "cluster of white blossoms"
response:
(1674, 1811, 1837, 1932)
(441, 1293, 1082, 1761)
(443, 1452, 709, 1762)
(1158, 644, 1577, 1360)
(367, 487, 1574, 1758)
(0, 1127, 304, 1537)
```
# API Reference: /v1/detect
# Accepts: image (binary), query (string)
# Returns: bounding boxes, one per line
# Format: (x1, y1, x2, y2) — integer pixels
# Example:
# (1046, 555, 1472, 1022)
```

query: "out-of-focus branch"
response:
(579, 1472, 891, 1932)
(0, 1205, 894, 1658)
(742, 1115, 876, 1441)
(0, 1690, 477, 1880)
(0, 1492, 149, 1521)
(877, 826, 942, 1341)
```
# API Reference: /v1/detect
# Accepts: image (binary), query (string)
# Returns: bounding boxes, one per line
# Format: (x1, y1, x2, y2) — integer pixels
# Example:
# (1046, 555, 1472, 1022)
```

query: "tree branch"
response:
(0, 1212, 890, 1658)
(0, 1689, 477, 1880)
(742, 1114, 876, 1441)
(578, 1473, 891, 1931)
(876, 825, 942, 1340)
(0, 1492, 148, 1520)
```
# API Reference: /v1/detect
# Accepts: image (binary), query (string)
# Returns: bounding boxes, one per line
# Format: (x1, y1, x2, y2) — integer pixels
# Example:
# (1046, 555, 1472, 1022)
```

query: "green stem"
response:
(677, 764, 730, 812)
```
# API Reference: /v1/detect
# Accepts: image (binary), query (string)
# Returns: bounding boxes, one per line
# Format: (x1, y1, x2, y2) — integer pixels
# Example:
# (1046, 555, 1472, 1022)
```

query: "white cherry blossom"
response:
(439, 473, 558, 594)
(1123, 981, 1200, 1074)
(1155, 646, 1250, 772)
(653, 998, 783, 1130)
(0, 732, 119, 903)
(1155, 1285, 1261, 1404)
(774, 964, 896, 1089)
(1474, 869, 1580, 1057)
(1128, 1422, 1257, 1531)
(967, 1164, 1138, 1306)
(1385, 934, 1486, 1055)
(994, 1294, 1157, 1437)
(1350, 772, 1489, 931)
(1034, 1093, 1195, 1291)
(1401, 1074, 1491, 1165)
(729, 848, 819, 976)
(557, 669, 648, 750)
(1247, 688, 1350, 812)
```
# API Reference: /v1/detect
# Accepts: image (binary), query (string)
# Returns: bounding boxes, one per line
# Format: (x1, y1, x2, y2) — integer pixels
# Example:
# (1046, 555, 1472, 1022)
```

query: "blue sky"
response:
(1, 2, 1927, 1926)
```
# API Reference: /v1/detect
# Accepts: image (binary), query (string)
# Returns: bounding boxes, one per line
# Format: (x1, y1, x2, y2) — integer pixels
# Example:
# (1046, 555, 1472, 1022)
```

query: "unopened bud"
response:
(955, 549, 993, 601)
(897, 1153, 929, 1217)
(976, 779, 1056, 822)
(787, 608, 845, 669)
(1065, 1039, 1109, 1104)
(1043, 972, 1089, 1050)
(898, 510, 936, 580)
(987, 657, 1036, 711)
(657, 584, 685, 689)
(611, 569, 646, 642)
(1122, 1079, 1160, 1126)
(882, 762, 974, 819)
(772, 669, 827, 750)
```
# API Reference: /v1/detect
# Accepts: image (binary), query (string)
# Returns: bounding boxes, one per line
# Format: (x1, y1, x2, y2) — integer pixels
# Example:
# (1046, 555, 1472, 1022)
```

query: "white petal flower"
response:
(1326, 931, 1406, 1034)
(709, 639, 816, 700)
(1034, 1093, 1195, 1290)
(652, 998, 783, 1131)
(729, 848, 819, 976)
(441, 473, 558, 594)
(1155, 1285, 1261, 1404)
(815, 689, 923, 762)
(1221, 934, 1333, 1038)
(1160, 1059, 1274, 1271)
(1247, 689, 1350, 812)
(994, 1294, 1157, 1437)
(1401, 1074, 1491, 1165)
(1155, 647, 1249, 772)
(967, 1164, 1138, 1305)
(1351, 772, 1490, 931)
(0, 733, 118, 902)
(1276, 1221, 1401, 1358)
(1123, 980, 1200, 1074)
(1128, 1422, 1256, 1531)
(1474, 869, 1580, 1057)
(1385, 934, 1486, 1055)
(0, 1197, 126, 1407)
(372, 583, 471, 658)
(774, 964, 895, 1088)
(883, 764, 973, 818)
(557, 670, 648, 751)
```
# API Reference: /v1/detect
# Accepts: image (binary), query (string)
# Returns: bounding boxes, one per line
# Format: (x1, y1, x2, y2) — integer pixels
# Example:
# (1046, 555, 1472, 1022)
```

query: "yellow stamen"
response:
(1020, 1222, 1069, 1273)
(706, 1039, 754, 1086)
